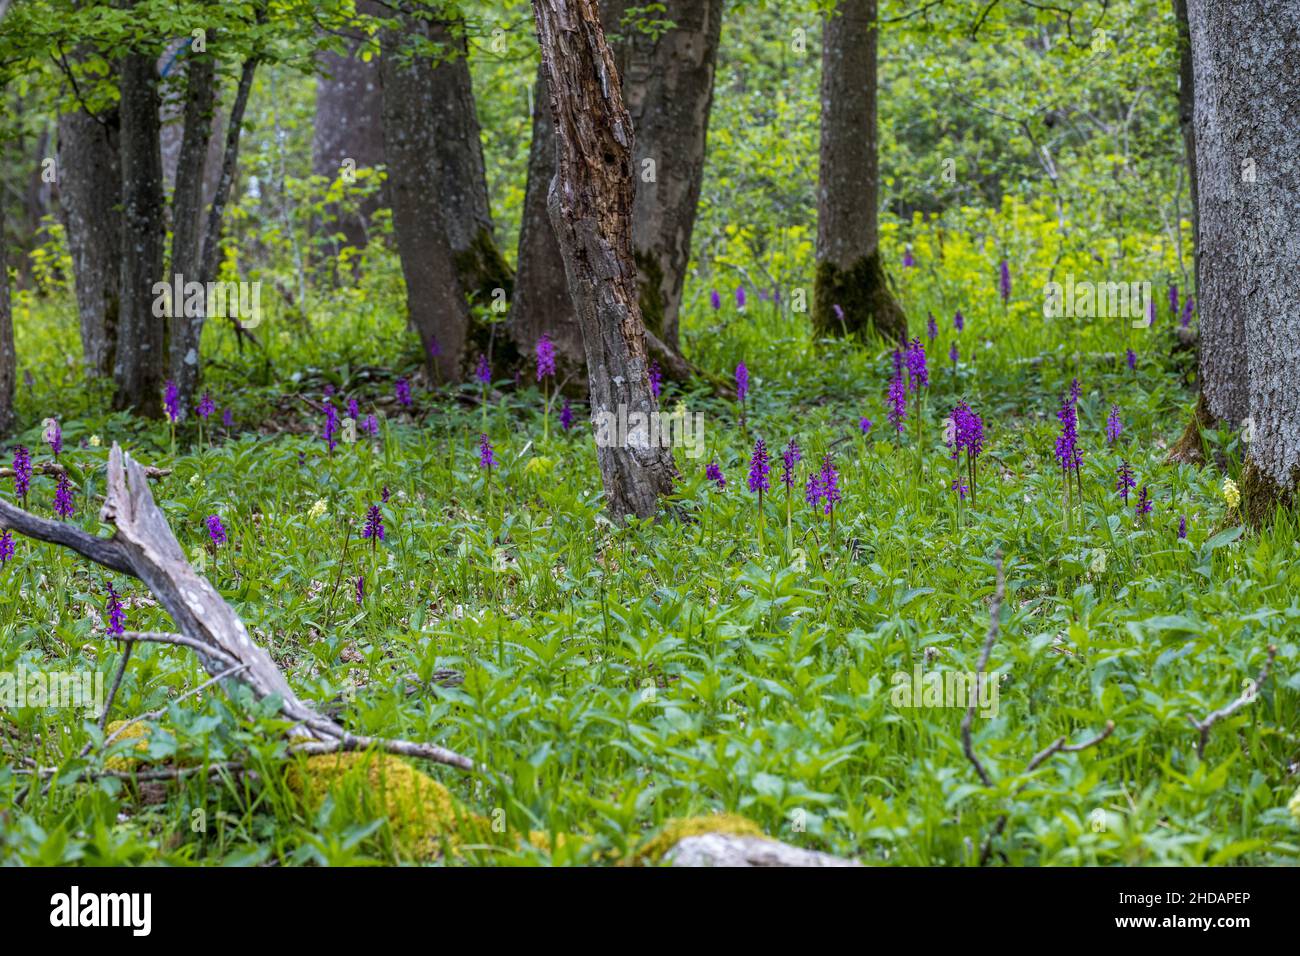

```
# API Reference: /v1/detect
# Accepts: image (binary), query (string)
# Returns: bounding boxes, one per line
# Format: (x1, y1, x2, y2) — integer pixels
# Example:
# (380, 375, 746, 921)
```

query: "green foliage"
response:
(2, 0, 1297, 867)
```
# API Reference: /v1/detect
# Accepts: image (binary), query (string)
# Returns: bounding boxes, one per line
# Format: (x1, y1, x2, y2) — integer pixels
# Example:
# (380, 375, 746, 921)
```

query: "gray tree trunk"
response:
(379, 13, 471, 378)
(166, 49, 216, 394)
(426, 17, 512, 309)
(813, 0, 905, 343)
(1189, 0, 1300, 509)
(603, 0, 723, 349)
(509, 67, 583, 378)
(58, 107, 122, 378)
(1186, 0, 1252, 432)
(0, 193, 14, 437)
(113, 49, 167, 417)
(530, 0, 678, 520)
(312, 1, 387, 254)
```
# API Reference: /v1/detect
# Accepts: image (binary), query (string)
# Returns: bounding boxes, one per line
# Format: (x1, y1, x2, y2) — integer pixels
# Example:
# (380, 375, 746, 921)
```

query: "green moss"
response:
(1240, 459, 1299, 530)
(103, 720, 151, 771)
(624, 813, 766, 866)
(813, 249, 907, 344)
(453, 228, 515, 306)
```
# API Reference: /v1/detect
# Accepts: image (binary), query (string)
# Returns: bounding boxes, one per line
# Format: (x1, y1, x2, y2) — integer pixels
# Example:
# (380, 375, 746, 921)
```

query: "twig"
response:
(23, 761, 248, 784)
(98, 642, 134, 733)
(961, 553, 1005, 788)
(1188, 646, 1276, 758)
(102, 662, 249, 751)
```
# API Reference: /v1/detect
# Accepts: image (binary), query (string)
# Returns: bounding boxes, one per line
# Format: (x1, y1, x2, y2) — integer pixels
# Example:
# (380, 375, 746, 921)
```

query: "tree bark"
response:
(113, 48, 167, 417)
(378, 12, 471, 378)
(1187, 0, 1300, 514)
(426, 17, 512, 309)
(58, 107, 122, 378)
(813, 0, 906, 343)
(1184, 0, 1251, 433)
(166, 48, 216, 394)
(0, 193, 15, 438)
(509, 67, 584, 379)
(311, 1, 387, 253)
(530, 0, 678, 520)
(603, 0, 723, 349)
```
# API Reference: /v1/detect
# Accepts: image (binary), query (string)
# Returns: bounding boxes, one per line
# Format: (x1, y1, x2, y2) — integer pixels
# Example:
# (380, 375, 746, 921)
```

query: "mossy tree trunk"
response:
(1188, 0, 1300, 521)
(530, 0, 678, 520)
(813, 0, 905, 344)
(378, 10, 471, 379)
(509, 65, 584, 382)
(602, 0, 724, 350)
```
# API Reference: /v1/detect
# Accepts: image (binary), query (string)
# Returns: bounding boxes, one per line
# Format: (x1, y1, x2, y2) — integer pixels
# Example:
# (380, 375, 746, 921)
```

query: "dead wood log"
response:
(0, 443, 479, 774)
(665, 834, 860, 867)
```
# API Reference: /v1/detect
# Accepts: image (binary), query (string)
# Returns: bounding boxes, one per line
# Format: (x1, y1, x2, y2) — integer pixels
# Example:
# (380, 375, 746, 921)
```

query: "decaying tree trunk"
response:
(531, 0, 678, 519)
(113, 49, 167, 417)
(311, 0, 387, 254)
(379, 14, 471, 378)
(603, 0, 723, 349)
(1186, 0, 1300, 519)
(58, 107, 122, 379)
(0, 193, 14, 437)
(666, 834, 860, 867)
(813, 0, 906, 343)
(0, 444, 478, 773)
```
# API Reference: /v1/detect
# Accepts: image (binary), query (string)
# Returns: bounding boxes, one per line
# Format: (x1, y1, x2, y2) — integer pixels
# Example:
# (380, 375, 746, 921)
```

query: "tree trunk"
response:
(813, 0, 906, 343)
(158, 53, 260, 411)
(427, 17, 512, 308)
(1173, 0, 1198, 267)
(603, 0, 723, 349)
(311, 0, 387, 254)
(113, 49, 167, 417)
(509, 67, 583, 380)
(0, 193, 15, 438)
(1184, 0, 1251, 436)
(378, 13, 471, 378)
(58, 107, 122, 378)
(166, 49, 216, 393)
(1186, 0, 1300, 515)
(530, 0, 678, 520)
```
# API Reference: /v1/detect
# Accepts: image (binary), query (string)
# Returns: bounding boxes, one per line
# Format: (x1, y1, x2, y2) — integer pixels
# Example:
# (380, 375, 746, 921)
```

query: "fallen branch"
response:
(0, 462, 171, 482)
(1188, 645, 1276, 758)
(0, 443, 482, 777)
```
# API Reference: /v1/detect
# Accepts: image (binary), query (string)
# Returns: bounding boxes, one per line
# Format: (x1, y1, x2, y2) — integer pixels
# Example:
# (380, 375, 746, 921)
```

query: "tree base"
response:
(812, 249, 908, 344)
(1240, 459, 1298, 529)
(1166, 392, 1213, 466)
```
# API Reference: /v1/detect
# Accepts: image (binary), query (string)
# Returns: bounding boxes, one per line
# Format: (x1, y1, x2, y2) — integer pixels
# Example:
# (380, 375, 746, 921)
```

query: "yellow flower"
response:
(1223, 477, 1241, 511)
(307, 499, 328, 521)
(88, 434, 101, 447)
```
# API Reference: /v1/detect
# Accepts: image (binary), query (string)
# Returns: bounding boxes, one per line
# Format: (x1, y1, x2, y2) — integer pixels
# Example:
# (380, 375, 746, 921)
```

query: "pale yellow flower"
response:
(1223, 477, 1241, 511)
(88, 434, 101, 447)
(307, 499, 328, 521)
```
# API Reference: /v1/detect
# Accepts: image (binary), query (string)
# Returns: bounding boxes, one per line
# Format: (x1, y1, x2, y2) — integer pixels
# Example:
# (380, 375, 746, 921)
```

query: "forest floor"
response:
(3, 227, 1299, 865)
